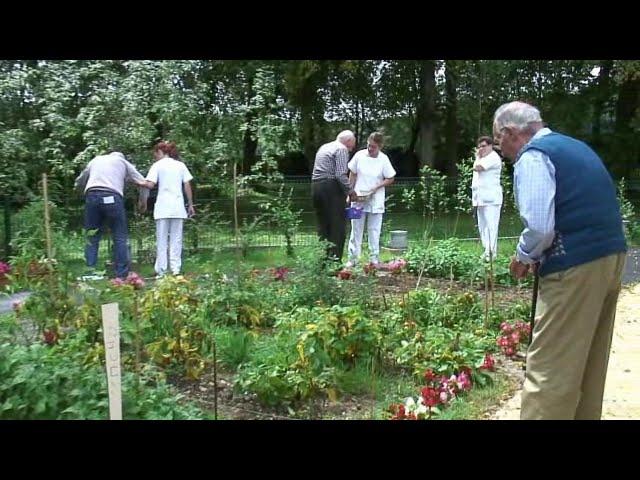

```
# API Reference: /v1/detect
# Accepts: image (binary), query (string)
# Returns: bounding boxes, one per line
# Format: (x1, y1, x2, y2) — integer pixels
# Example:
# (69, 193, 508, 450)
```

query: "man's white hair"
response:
(336, 130, 355, 143)
(493, 101, 543, 134)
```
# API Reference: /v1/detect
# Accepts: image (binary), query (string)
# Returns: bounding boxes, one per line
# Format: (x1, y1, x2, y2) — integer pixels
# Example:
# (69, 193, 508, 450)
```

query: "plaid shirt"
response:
(514, 128, 557, 264)
(312, 141, 353, 194)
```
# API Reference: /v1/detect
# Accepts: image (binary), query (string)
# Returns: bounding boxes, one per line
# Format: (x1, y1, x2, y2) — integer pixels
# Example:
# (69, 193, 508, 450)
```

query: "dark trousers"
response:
(84, 191, 129, 279)
(312, 179, 347, 262)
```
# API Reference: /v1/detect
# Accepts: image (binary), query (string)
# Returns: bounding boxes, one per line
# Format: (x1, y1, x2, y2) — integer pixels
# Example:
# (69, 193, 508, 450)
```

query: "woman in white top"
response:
(144, 141, 195, 276)
(345, 132, 396, 267)
(471, 135, 503, 260)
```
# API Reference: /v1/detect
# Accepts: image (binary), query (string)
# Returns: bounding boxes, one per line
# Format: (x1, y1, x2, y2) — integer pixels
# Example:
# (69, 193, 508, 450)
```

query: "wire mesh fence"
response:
(2, 177, 639, 263)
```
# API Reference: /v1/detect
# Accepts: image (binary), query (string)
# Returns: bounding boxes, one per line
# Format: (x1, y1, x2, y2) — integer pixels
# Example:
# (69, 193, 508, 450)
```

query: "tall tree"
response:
(418, 60, 437, 169)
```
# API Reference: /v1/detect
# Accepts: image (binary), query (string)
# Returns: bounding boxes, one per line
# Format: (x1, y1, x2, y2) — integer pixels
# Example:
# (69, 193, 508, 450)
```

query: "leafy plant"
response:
(0, 331, 204, 419)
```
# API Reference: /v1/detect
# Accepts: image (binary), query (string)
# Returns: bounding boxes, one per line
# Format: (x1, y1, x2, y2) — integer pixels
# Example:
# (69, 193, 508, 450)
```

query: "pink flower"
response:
(126, 272, 145, 289)
(440, 391, 449, 403)
(500, 322, 513, 334)
(111, 272, 146, 289)
(272, 267, 289, 281)
(457, 371, 472, 391)
(0, 261, 11, 275)
(504, 347, 516, 357)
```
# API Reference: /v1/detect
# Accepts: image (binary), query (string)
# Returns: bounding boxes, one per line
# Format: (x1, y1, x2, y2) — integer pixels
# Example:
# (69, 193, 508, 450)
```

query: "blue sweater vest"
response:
(518, 132, 627, 276)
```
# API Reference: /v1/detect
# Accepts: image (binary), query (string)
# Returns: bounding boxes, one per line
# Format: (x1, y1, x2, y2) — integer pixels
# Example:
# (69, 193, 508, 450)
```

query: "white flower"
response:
(404, 397, 416, 412)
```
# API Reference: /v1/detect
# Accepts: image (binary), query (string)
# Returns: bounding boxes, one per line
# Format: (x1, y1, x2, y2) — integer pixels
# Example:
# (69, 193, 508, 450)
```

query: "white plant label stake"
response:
(102, 303, 122, 420)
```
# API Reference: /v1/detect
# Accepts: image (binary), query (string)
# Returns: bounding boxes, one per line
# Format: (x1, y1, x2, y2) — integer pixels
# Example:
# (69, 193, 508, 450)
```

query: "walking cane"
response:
(528, 269, 539, 348)
(523, 268, 539, 372)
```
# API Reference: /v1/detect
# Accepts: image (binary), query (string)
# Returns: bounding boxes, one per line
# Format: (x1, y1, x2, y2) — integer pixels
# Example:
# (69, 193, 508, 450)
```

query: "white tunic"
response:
(347, 149, 396, 213)
(146, 157, 193, 219)
(471, 150, 503, 206)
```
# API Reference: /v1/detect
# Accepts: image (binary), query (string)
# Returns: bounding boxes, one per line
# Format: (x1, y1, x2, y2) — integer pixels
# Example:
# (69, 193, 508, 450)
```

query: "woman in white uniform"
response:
(345, 132, 396, 267)
(145, 141, 195, 276)
(471, 135, 503, 260)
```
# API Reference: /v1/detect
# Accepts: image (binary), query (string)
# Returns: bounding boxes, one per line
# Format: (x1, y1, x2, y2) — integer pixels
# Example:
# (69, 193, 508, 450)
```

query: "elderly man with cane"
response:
(493, 101, 627, 420)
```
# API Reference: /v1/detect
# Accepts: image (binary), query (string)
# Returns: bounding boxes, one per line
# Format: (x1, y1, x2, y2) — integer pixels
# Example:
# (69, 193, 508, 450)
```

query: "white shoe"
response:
(79, 274, 104, 281)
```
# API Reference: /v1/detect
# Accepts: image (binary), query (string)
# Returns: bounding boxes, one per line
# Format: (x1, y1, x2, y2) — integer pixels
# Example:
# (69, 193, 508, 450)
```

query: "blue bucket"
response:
(345, 206, 363, 220)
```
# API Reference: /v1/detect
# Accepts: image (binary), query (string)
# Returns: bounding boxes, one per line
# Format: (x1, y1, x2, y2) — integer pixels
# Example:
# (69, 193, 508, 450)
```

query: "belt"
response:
(86, 187, 120, 196)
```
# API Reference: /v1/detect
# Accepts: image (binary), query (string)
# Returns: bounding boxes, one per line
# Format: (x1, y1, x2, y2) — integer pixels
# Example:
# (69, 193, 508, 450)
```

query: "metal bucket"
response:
(389, 230, 408, 249)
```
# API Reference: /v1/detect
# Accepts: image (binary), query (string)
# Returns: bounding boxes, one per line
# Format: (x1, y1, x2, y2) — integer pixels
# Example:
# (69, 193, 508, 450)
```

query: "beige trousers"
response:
(521, 252, 626, 420)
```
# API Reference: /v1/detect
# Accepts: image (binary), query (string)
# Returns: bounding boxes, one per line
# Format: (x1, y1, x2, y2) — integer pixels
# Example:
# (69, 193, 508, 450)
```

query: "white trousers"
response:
(347, 212, 383, 263)
(155, 218, 184, 275)
(477, 204, 501, 258)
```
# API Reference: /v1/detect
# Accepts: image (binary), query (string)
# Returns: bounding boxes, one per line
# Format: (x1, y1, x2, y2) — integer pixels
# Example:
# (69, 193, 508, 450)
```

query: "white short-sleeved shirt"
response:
(471, 150, 503, 206)
(146, 157, 194, 219)
(348, 149, 396, 213)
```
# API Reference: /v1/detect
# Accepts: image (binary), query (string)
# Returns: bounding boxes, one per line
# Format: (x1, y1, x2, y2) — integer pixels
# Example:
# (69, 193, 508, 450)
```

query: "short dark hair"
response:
(477, 136, 493, 146)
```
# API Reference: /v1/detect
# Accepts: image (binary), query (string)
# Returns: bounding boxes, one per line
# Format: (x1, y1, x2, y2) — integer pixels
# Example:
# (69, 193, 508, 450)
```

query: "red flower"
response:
(424, 368, 436, 383)
(363, 263, 377, 275)
(481, 353, 495, 371)
(421, 386, 441, 407)
(337, 269, 353, 280)
(389, 403, 406, 419)
(43, 329, 58, 345)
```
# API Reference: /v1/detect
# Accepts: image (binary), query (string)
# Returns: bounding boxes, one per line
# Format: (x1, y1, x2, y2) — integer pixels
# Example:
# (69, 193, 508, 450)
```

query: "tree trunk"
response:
(614, 68, 640, 177)
(443, 60, 458, 177)
(242, 74, 258, 175)
(418, 60, 437, 169)
(591, 60, 613, 149)
(300, 80, 317, 174)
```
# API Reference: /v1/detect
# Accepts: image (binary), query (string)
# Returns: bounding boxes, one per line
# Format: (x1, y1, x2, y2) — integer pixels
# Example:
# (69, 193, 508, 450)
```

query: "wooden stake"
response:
(102, 303, 122, 420)
(233, 162, 240, 260)
(488, 250, 495, 308)
(213, 338, 218, 420)
(42, 174, 53, 260)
